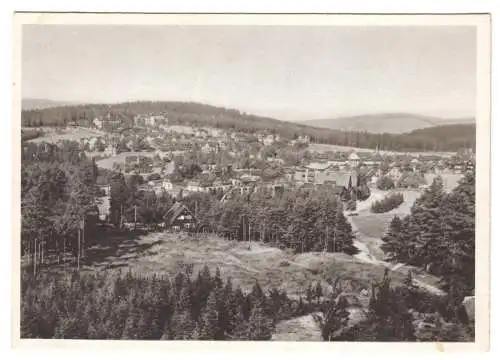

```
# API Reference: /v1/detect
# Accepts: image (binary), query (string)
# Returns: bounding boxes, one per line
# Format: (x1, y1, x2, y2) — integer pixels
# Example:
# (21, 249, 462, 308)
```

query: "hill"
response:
(22, 98, 78, 110)
(300, 113, 475, 134)
(21, 101, 474, 153)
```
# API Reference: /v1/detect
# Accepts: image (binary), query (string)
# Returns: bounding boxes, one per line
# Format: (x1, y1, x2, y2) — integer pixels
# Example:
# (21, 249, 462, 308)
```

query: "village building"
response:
(201, 143, 213, 154)
(104, 144, 117, 157)
(164, 202, 196, 231)
(162, 180, 174, 191)
(186, 181, 203, 193)
(348, 152, 361, 168)
(93, 117, 103, 129)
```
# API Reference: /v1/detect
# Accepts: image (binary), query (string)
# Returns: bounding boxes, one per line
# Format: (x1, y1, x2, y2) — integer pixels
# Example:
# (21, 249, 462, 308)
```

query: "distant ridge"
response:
(300, 113, 475, 134)
(22, 98, 79, 111)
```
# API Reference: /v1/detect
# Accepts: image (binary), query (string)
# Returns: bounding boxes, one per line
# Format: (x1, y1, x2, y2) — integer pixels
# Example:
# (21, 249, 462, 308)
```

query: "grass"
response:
(272, 313, 323, 341)
(308, 143, 455, 157)
(42, 228, 410, 298)
(28, 127, 106, 143)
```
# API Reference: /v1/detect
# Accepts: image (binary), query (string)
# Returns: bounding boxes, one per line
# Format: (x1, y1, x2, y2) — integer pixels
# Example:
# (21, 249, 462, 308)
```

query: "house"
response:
(104, 144, 117, 156)
(348, 152, 360, 168)
(162, 180, 174, 191)
(93, 117, 103, 129)
(411, 158, 420, 171)
(97, 185, 111, 221)
(186, 181, 203, 193)
(305, 162, 332, 182)
(201, 143, 213, 154)
(164, 202, 196, 230)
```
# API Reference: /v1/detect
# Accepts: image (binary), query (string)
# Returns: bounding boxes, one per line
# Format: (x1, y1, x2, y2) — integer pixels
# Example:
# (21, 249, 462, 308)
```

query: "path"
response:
(345, 191, 445, 296)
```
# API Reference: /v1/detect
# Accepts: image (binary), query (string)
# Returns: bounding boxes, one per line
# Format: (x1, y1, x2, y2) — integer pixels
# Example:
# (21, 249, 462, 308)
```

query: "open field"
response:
(48, 228, 421, 299)
(308, 142, 455, 157)
(95, 151, 179, 171)
(26, 126, 107, 143)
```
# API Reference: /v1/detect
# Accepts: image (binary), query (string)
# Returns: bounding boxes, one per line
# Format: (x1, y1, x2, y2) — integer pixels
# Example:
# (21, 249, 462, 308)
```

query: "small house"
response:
(164, 202, 196, 231)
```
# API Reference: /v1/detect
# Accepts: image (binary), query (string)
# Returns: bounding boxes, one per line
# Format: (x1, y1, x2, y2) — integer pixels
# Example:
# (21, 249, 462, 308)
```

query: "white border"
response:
(4, 6, 494, 359)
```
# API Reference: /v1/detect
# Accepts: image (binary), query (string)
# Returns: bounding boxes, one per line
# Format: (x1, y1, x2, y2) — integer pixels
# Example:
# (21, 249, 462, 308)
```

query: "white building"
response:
(201, 143, 213, 154)
(162, 180, 173, 191)
(93, 117, 103, 129)
(104, 144, 117, 156)
(187, 181, 202, 193)
(348, 152, 360, 168)
(263, 134, 275, 146)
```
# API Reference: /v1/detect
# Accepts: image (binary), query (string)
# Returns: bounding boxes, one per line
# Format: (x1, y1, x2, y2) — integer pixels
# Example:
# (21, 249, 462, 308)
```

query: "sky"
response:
(22, 25, 477, 121)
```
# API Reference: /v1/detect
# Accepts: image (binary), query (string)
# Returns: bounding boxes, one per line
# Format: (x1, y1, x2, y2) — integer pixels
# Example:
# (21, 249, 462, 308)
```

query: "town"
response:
(18, 21, 480, 344)
(24, 109, 475, 230)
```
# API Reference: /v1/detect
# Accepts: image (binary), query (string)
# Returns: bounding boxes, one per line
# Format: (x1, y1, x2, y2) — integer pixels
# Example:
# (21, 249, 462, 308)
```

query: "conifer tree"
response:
(109, 171, 128, 227)
(229, 306, 249, 340)
(314, 282, 323, 304)
(246, 298, 272, 340)
(306, 283, 314, 304)
(334, 207, 358, 255)
(214, 267, 223, 289)
(321, 295, 350, 341)
(199, 291, 220, 340)
(121, 306, 140, 339)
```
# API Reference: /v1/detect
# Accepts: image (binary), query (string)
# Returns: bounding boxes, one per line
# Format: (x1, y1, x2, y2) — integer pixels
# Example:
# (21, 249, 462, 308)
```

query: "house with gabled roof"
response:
(164, 202, 196, 230)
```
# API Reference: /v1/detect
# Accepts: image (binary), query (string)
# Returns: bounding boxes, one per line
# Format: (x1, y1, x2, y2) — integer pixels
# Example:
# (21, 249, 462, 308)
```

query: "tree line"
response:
(22, 101, 474, 152)
(380, 173, 475, 307)
(324, 270, 474, 342)
(371, 193, 404, 213)
(179, 188, 359, 255)
(21, 142, 101, 273)
(21, 265, 311, 340)
(108, 179, 359, 255)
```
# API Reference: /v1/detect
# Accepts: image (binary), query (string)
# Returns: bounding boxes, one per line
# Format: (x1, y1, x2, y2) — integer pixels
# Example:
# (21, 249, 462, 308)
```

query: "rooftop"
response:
(348, 152, 360, 160)
(306, 162, 332, 171)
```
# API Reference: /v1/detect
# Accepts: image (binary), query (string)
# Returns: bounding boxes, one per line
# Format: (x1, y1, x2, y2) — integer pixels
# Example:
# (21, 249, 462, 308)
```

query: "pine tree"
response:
(306, 283, 314, 304)
(334, 207, 358, 255)
(199, 291, 220, 340)
(110, 171, 128, 227)
(246, 298, 272, 340)
(381, 215, 403, 261)
(169, 310, 196, 340)
(121, 306, 140, 339)
(229, 306, 248, 340)
(314, 282, 323, 304)
(321, 295, 350, 341)
(214, 267, 223, 289)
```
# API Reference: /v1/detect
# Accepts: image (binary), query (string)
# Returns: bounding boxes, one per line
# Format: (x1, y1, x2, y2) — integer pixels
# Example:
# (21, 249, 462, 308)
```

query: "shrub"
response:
(371, 192, 404, 213)
(376, 176, 395, 190)
(397, 172, 427, 189)
(346, 199, 357, 211)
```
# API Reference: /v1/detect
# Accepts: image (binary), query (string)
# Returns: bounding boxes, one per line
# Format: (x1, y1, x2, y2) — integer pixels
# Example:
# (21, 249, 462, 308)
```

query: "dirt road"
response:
(345, 190, 445, 296)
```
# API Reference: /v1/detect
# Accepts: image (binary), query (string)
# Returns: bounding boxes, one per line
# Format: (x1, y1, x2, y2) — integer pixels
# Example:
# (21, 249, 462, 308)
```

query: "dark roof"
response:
(164, 202, 196, 226)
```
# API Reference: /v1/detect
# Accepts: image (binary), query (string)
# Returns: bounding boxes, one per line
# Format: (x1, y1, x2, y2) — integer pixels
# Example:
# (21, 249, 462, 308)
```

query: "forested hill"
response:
(406, 124, 475, 142)
(299, 113, 475, 134)
(21, 101, 474, 153)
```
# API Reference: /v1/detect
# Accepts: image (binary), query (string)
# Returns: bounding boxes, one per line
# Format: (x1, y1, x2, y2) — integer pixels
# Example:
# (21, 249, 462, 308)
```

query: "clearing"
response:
(52, 227, 418, 299)
(95, 151, 178, 170)
(308, 143, 455, 158)
(27, 126, 107, 143)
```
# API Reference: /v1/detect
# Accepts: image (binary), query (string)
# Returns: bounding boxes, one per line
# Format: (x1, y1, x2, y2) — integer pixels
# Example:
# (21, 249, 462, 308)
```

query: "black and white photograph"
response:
(12, 13, 490, 349)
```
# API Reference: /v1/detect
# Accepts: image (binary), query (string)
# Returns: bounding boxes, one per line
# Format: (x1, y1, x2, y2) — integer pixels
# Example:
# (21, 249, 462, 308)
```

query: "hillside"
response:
(21, 101, 474, 152)
(22, 98, 79, 110)
(301, 113, 475, 134)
